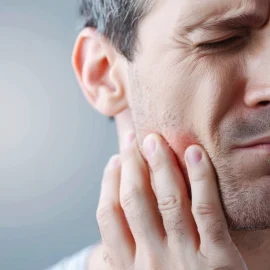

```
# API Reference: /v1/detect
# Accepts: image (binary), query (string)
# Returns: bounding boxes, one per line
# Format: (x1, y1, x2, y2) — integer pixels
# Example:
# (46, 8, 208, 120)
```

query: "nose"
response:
(244, 83, 270, 108)
(244, 29, 270, 108)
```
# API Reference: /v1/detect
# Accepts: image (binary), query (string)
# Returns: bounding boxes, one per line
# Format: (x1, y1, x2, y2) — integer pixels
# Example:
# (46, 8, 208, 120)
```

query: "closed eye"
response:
(198, 36, 247, 52)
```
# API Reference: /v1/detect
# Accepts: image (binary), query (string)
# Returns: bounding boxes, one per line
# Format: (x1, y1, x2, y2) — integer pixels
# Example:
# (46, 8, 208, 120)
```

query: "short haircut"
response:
(79, 0, 154, 62)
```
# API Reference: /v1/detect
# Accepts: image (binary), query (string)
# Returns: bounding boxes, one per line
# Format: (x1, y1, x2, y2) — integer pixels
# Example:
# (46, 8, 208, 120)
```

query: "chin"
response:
(220, 174, 270, 231)
(211, 151, 270, 231)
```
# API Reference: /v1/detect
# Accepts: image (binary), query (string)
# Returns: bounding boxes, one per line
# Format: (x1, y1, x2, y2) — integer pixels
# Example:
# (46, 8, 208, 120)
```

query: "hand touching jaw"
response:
(93, 132, 248, 270)
(125, 0, 270, 232)
(113, 111, 270, 270)
(73, 0, 270, 231)
(73, 0, 270, 268)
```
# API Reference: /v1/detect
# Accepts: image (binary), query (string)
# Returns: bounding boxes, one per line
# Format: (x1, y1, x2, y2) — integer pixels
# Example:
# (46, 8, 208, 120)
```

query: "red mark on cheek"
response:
(164, 130, 199, 199)
(165, 131, 199, 160)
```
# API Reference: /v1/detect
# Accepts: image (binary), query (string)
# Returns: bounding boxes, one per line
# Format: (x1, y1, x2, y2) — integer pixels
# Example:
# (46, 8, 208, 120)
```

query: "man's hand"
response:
(92, 132, 247, 270)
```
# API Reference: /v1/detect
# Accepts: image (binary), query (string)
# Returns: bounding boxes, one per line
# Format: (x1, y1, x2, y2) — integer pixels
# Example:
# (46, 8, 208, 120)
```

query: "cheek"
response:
(191, 57, 244, 150)
(163, 129, 199, 159)
(162, 129, 199, 193)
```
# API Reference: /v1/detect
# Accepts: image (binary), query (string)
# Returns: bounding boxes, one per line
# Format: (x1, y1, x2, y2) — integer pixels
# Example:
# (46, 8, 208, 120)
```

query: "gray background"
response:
(0, 0, 118, 269)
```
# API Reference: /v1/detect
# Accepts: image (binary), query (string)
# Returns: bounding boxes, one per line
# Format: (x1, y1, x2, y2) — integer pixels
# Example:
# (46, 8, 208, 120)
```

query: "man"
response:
(49, 0, 270, 269)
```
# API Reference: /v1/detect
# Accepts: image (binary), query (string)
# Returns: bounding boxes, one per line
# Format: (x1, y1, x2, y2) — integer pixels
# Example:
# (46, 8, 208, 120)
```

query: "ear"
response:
(72, 27, 128, 117)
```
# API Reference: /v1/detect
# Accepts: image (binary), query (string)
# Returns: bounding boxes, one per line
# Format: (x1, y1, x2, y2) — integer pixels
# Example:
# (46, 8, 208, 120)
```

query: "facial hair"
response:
(210, 108, 270, 231)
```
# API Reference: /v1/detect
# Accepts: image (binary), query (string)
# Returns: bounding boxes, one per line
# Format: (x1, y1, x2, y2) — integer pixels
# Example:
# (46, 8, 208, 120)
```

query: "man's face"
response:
(124, 0, 270, 230)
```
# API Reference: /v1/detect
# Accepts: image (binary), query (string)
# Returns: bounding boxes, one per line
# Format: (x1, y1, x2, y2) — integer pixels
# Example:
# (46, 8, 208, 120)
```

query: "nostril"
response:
(258, 101, 270, 106)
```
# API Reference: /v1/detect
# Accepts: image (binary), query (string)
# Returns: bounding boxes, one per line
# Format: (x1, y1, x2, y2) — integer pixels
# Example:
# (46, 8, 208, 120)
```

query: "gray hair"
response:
(79, 0, 154, 61)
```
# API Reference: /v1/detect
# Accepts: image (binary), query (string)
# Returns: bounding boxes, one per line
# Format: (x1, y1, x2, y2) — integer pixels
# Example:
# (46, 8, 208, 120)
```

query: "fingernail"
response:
(106, 155, 121, 171)
(143, 135, 157, 158)
(124, 131, 136, 150)
(186, 146, 202, 167)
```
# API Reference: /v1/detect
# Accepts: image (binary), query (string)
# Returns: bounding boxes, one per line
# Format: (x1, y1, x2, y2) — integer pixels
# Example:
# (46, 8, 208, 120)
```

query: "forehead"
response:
(179, 0, 267, 24)
(137, 0, 269, 49)
(151, 0, 269, 23)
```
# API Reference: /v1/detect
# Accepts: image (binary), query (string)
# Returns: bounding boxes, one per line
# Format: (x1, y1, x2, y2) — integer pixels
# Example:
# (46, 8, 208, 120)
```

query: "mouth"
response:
(232, 136, 270, 151)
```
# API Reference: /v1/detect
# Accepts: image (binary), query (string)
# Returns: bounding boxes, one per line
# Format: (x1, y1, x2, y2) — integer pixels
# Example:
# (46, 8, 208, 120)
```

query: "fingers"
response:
(185, 145, 232, 253)
(97, 154, 134, 269)
(118, 124, 135, 154)
(143, 134, 198, 252)
(120, 132, 165, 249)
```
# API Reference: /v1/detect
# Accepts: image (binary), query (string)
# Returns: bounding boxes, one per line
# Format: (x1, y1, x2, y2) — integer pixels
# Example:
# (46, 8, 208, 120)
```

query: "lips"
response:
(233, 136, 270, 150)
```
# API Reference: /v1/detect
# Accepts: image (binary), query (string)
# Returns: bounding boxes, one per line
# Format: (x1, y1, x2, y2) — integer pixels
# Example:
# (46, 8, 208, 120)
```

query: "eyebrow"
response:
(181, 12, 268, 33)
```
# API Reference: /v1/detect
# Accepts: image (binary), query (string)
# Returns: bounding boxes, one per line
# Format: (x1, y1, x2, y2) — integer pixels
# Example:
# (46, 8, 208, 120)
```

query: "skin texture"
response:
(72, 0, 270, 268)
(89, 134, 248, 270)
(128, 0, 270, 231)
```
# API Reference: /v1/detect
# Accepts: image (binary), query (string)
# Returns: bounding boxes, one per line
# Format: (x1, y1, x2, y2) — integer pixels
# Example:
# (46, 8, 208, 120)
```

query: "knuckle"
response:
(120, 188, 141, 210)
(157, 195, 184, 212)
(203, 258, 235, 270)
(158, 195, 185, 243)
(157, 195, 186, 242)
(213, 267, 234, 270)
(97, 206, 120, 248)
(96, 204, 118, 225)
(193, 202, 216, 217)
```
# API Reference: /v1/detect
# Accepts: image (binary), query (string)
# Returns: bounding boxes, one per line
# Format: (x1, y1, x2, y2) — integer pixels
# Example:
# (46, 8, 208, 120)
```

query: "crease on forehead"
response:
(175, 0, 269, 33)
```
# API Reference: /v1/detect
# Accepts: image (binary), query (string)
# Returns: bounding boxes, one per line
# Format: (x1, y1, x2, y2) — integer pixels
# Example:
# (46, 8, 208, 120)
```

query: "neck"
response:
(230, 230, 270, 270)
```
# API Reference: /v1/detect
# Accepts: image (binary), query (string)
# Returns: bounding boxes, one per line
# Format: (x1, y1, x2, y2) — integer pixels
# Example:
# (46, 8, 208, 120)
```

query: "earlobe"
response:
(72, 27, 128, 117)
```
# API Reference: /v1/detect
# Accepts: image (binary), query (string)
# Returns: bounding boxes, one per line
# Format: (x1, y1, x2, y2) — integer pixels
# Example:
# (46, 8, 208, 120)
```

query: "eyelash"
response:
(198, 36, 246, 51)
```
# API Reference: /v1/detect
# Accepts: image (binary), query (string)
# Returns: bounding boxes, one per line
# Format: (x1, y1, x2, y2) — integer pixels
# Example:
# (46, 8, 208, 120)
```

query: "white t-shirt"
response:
(47, 244, 98, 270)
